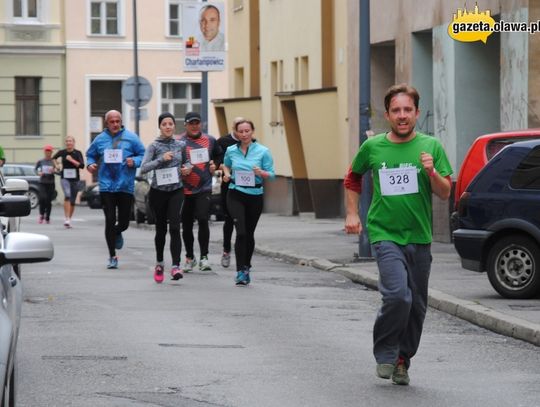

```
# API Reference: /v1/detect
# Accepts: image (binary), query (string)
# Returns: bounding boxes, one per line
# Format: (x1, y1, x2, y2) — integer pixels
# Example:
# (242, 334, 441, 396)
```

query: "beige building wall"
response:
(65, 0, 228, 185)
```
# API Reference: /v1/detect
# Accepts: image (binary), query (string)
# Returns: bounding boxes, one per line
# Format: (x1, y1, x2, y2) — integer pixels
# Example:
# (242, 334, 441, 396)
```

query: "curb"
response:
(255, 244, 540, 347)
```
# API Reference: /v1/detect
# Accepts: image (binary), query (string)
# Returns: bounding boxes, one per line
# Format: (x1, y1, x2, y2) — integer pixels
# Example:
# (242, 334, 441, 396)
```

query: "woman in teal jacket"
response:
(222, 119, 275, 285)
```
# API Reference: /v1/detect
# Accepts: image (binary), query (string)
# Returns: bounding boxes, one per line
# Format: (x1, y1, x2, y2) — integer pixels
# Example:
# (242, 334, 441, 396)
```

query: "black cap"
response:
(158, 112, 176, 126)
(184, 112, 202, 123)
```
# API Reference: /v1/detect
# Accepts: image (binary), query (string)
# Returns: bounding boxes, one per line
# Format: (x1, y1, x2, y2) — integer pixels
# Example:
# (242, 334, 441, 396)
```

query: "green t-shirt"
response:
(351, 132, 453, 245)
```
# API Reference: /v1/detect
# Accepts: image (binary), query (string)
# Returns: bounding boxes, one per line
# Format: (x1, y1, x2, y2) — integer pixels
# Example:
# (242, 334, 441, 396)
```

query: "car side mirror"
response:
(2, 178, 29, 195)
(0, 195, 31, 217)
(0, 232, 54, 266)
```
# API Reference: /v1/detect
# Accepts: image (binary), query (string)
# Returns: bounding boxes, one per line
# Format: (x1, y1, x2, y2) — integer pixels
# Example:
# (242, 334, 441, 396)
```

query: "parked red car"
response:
(454, 129, 540, 210)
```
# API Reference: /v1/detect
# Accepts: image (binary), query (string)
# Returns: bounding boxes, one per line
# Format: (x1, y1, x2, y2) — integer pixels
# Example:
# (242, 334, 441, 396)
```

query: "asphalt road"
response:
(16, 206, 540, 407)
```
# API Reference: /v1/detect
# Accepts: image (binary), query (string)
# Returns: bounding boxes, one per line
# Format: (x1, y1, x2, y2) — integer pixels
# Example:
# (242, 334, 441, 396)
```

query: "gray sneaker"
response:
(391, 361, 410, 385)
(376, 363, 394, 379)
(199, 256, 212, 271)
(183, 257, 197, 272)
(221, 252, 231, 268)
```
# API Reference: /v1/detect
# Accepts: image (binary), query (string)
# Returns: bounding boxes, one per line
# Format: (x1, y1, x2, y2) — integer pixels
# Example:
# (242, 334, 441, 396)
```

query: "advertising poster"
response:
(182, 1, 226, 72)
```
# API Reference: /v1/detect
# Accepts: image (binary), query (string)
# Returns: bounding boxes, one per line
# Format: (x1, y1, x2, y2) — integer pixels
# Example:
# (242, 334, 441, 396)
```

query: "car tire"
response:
(487, 235, 540, 299)
(26, 188, 39, 210)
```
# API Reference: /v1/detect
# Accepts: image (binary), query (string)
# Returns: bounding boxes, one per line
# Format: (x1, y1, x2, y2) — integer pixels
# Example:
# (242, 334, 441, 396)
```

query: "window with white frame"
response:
(12, 0, 38, 19)
(161, 82, 201, 125)
(15, 77, 40, 137)
(90, 0, 120, 35)
(168, 0, 182, 37)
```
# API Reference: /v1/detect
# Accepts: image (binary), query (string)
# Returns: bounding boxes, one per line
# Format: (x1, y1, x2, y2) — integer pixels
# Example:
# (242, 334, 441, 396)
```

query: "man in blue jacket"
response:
(86, 110, 146, 269)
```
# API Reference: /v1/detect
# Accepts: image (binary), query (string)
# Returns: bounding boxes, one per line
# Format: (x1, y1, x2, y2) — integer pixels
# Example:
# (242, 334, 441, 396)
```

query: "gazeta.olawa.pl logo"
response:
(448, 3, 540, 43)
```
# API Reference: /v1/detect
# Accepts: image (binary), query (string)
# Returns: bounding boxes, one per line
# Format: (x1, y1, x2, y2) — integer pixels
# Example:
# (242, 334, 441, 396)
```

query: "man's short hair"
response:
(384, 84, 420, 112)
(199, 4, 220, 21)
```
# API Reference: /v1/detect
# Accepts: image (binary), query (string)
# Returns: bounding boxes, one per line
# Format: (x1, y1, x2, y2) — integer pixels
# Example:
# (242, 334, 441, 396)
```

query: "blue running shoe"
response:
(235, 268, 250, 285)
(115, 233, 124, 250)
(107, 256, 118, 269)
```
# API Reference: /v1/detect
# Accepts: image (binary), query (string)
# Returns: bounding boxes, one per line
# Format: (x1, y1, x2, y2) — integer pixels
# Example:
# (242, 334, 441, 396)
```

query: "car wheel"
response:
(487, 235, 540, 299)
(26, 189, 39, 209)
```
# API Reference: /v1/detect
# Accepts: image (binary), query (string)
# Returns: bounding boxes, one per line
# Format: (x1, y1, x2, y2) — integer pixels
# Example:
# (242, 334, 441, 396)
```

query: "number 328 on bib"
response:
(378, 167, 418, 196)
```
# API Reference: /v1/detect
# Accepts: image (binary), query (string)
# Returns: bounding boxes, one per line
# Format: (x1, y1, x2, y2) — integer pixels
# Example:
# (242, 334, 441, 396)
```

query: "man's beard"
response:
(393, 126, 414, 139)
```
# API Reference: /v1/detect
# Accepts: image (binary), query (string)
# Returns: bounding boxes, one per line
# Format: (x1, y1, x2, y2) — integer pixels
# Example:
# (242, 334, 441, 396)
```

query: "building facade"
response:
(215, 0, 540, 241)
(65, 0, 228, 186)
(1, 0, 228, 179)
(0, 0, 65, 164)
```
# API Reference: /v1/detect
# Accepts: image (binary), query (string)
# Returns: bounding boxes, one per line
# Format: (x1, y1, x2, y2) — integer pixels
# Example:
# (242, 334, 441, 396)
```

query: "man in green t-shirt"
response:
(0, 145, 5, 167)
(345, 84, 453, 386)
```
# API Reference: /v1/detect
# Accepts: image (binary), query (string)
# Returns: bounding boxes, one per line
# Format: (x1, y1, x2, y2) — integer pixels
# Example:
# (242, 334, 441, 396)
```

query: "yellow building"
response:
(214, 0, 353, 218)
(0, 0, 65, 163)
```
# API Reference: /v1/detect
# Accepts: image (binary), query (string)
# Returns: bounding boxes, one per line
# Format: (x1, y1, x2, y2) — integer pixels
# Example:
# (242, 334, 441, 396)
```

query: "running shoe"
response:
(115, 233, 124, 250)
(45, 218, 50, 224)
(64, 219, 71, 228)
(199, 256, 212, 271)
(235, 267, 250, 286)
(183, 257, 197, 272)
(38, 215, 44, 224)
(221, 252, 231, 268)
(154, 264, 164, 283)
(171, 266, 184, 280)
(392, 358, 410, 385)
(107, 256, 118, 269)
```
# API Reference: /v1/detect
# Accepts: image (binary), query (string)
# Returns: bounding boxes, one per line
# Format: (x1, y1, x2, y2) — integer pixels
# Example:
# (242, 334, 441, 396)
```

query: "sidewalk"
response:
(207, 213, 540, 347)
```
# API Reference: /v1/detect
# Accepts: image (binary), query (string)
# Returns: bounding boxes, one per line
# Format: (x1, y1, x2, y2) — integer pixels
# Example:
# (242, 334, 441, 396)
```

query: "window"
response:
(13, 0, 38, 19)
(90, 0, 119, 35)
(15, 77, 40, 137)
(161, 82, 201, 125)
(510, 147, 540, 190)
(168, 1, 182, 37)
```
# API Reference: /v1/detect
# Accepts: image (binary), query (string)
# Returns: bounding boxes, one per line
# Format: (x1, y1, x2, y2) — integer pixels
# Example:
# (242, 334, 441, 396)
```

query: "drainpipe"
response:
(358, 0, 372, 258)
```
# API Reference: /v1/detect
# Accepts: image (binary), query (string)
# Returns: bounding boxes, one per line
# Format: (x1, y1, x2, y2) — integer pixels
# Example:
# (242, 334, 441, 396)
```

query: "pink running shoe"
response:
(38, 215, 44, 224)
(171, 266, 184, 280)
(154, 264, 164, 283)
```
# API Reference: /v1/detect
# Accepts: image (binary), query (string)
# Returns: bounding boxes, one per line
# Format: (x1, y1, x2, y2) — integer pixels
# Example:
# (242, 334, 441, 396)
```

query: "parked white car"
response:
(0, 176, 54, 406)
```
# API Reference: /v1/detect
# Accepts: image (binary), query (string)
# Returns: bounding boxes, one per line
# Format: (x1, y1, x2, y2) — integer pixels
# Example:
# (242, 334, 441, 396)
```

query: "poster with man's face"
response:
(182, 1, 226, 72)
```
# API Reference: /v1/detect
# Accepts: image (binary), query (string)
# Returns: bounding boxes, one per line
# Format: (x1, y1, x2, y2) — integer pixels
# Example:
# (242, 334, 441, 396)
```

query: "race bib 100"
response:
(235, 170, 256, 187)
(379, 167, 418, 196)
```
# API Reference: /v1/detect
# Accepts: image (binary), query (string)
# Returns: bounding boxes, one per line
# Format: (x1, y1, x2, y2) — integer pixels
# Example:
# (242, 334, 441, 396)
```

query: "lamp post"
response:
(132, 0, 140, 136)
